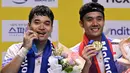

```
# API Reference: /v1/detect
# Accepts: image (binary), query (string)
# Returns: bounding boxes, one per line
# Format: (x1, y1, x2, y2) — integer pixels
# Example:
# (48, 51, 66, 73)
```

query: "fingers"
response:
(83, 45, 97, 55)
(26, 30, 37, 37)
(22, 30, 38, 49)
(82, 45, 97, 61)
(86, 49, 97, 56)
(84, 45, 97, 52)
(24, 30, 38, 40)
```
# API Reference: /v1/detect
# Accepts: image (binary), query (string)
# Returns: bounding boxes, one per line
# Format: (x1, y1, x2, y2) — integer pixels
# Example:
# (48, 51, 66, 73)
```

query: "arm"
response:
(80, 45, 97, 73)
(1, 30, 38, 73)
(81, 61, 91, 73)
(70, 43, 97, 73)
(1, 55, 25, 73)
(1, 47, 28, 73)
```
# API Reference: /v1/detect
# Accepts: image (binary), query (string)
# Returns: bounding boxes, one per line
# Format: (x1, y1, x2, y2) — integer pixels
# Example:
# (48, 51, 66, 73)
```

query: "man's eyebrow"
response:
(34, 19, 40, 21)
(97, 16, 103, 18)
(44, 20, 51, 23)
(85, 16, 93, 19)
(85, 15, 103, 18)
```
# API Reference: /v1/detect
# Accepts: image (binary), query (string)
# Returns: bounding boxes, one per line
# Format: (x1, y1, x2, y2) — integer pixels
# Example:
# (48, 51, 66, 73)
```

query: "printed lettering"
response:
(106, 0, 130, 3)
(104, 57, 110, 62)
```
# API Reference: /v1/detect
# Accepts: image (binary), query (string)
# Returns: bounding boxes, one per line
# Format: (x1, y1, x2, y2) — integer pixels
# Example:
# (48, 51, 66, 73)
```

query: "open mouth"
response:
(91, 27, 100, 32)
(36, 32, 46, 36)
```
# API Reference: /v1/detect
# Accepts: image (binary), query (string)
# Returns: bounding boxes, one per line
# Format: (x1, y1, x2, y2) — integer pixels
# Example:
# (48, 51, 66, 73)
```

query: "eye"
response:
(86, 18, 93, 21)
(44, 21, 51, 26)
(35, 21, 39, 24)
(97, 16, 103, 21)
(33, 19, 41, 25)
(34, 21, 41, 25)
(85, 16, 93, 22)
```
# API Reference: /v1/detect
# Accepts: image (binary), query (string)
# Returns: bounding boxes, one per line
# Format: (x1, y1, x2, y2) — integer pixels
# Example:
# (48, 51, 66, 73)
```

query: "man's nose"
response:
(92, 19, 98, 25)
(39, 24, 45, 29)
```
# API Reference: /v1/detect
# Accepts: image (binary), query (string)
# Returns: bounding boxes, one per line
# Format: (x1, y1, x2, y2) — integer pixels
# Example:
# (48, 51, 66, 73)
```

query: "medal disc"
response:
(92, 41, 103, 51)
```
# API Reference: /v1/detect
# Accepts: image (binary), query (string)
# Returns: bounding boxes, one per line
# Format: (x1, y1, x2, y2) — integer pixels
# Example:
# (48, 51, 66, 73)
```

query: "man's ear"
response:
(79, 20, 84, 28)
(27, 23, 31, 30)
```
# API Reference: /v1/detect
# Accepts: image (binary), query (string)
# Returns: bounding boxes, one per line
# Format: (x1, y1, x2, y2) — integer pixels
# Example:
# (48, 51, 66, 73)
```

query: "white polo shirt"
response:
(2, 42, 68, 73)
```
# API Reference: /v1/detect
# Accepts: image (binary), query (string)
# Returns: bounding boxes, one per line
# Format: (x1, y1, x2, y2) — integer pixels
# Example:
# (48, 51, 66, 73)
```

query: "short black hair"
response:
(29, 5, 54, 25)
(79, 2, 104, 21)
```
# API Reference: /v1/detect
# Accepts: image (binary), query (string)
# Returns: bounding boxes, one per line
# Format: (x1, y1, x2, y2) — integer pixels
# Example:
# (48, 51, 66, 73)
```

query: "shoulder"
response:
(2, 43, 23, 67)
(108, 38, 122, 60)
(58, 42, 68, 51)
(6, 42, 23, 57)
(107, 37, 121, 44)
(8, 42, 23, 52)
(69, 43, 81, 53)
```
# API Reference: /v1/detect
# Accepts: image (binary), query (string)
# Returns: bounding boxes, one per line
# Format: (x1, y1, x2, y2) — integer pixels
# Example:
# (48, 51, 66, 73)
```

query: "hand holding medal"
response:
(82, 40, 102, 66)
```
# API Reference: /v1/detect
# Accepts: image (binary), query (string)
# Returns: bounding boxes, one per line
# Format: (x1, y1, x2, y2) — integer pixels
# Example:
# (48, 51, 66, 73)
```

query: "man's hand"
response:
(82, 45, 97, 66)
(22, 30, 38, 50)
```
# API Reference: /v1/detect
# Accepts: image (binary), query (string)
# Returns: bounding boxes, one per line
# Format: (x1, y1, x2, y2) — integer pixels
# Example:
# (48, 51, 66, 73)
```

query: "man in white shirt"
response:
(1, 5, 58, 73)
(70, 2, 127, 73)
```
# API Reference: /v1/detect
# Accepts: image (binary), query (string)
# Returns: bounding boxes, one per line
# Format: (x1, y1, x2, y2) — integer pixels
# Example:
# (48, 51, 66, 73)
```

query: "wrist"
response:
(22, 43, 31, 50)
(17, 47, 29, 58)
(83, 61, 91, 69)
(81, 62, 91, 73)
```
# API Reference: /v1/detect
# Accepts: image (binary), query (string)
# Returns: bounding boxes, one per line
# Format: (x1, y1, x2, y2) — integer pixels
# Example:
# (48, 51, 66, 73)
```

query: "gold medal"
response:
(92, 41, 103, 51)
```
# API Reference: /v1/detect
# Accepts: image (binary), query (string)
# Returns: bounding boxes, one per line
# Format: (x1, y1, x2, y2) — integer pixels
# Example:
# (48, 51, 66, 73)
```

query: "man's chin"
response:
(91, 33, 101, 37)
(38, 38, 48, 42)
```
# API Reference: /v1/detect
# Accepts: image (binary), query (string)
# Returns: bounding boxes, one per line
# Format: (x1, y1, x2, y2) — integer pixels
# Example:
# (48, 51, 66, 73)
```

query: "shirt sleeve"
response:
(2, 43, 22, 67)
(70, 43, 81, 53)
